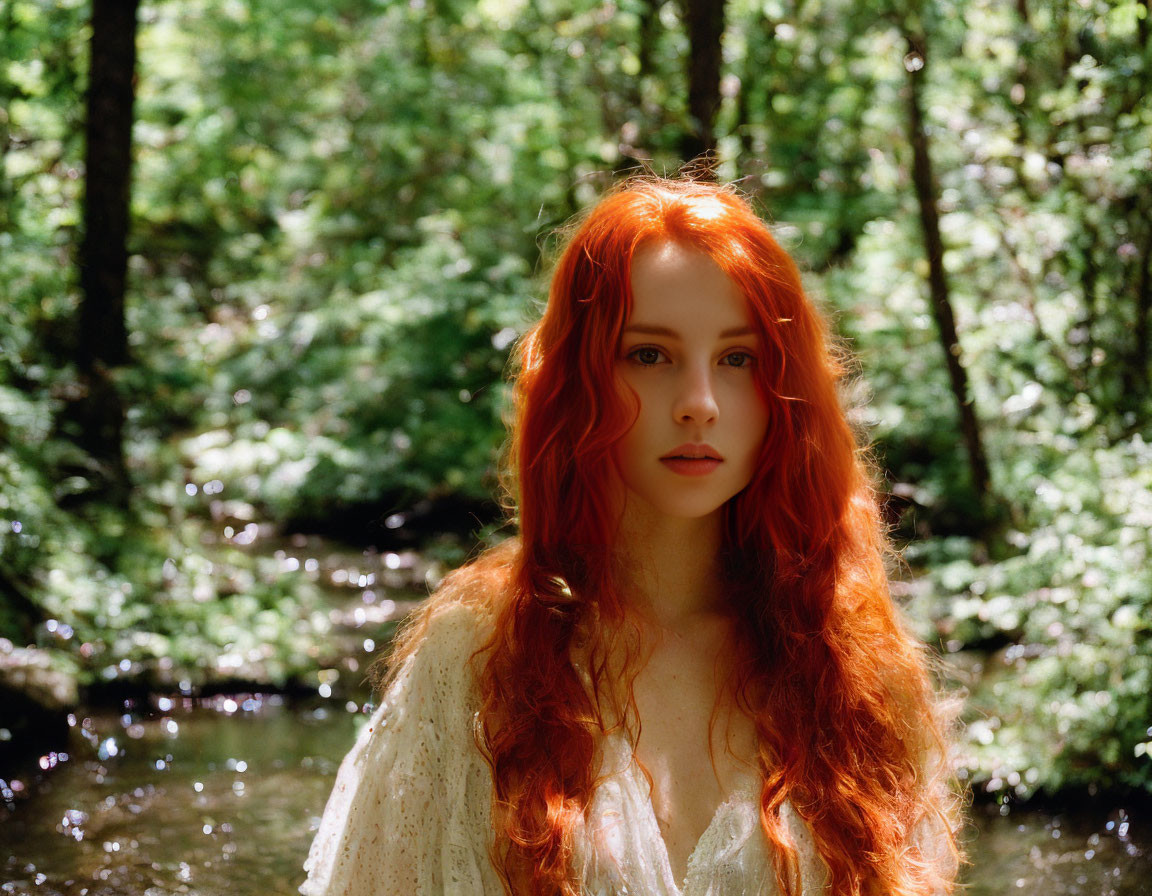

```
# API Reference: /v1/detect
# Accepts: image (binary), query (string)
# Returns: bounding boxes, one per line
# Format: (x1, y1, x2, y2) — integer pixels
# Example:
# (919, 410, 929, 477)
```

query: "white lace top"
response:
(301, 603, 828, 896)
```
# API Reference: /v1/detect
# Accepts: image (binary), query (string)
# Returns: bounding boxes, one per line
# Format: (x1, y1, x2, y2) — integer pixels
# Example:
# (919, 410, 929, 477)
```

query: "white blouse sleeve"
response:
(301, 604, 502, 896)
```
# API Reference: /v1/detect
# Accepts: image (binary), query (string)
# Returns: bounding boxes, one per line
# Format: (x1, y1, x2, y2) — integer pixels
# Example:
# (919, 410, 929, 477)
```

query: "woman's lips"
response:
(661, 457, 722, 476)
(660, 444, 723, 476)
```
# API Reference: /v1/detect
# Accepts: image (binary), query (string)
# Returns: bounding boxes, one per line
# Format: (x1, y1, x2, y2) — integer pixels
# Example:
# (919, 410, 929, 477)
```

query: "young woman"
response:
(301, 177, 963, 896)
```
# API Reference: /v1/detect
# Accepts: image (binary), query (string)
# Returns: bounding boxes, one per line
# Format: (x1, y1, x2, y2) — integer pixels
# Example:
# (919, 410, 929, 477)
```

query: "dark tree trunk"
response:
(678, 0, 726, 165)
(636, 0, 660, 83)
(1127, 224, 1152, 395)
(902, 27, 995, 519)
(74, 0, 140, 503)
(0, 2, 18, 233)
(614, 0, 662, 172)
(81, 0, 138, 369)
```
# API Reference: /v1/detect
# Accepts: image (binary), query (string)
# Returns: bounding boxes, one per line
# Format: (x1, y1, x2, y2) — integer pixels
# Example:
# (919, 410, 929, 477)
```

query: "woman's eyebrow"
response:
(623, 323, 756, 339)
(622, 323, 679, 338)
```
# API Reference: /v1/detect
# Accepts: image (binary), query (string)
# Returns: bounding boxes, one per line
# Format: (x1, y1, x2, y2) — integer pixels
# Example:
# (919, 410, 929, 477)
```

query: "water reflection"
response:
(964, 801, 1147, 895)
(1, 697, 1148, 895)
(0, 698, 362, 895)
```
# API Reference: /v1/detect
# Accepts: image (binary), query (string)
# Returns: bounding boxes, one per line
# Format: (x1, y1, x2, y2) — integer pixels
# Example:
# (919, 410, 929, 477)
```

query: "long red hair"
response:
(388, 177, 961, 895)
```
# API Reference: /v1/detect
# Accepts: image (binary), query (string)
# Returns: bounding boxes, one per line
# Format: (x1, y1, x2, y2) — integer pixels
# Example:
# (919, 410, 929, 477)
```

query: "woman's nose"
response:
(672, 364, 719, 424)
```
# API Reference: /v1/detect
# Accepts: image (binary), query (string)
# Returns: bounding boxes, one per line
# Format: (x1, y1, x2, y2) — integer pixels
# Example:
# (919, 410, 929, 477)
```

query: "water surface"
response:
(2, 699, 1147, 895)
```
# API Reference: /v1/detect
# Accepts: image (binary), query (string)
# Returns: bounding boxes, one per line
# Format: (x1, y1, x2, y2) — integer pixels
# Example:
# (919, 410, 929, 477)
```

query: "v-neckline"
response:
(617, 734, 760, 896)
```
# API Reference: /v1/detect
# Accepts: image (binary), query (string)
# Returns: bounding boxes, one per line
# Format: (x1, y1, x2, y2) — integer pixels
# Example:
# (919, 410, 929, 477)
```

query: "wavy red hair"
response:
(388, 177, 962, 895)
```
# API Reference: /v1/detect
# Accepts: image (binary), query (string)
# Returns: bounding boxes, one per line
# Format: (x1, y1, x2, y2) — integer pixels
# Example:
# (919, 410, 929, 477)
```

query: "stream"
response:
(3, 695, 1148, 895)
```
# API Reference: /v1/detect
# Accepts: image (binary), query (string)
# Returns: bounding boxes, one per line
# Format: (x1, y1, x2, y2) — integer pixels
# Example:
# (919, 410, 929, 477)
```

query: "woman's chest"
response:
(577, 730, 769, 896)
(633, 636, 757, 790)
(612, 641, 762, 891)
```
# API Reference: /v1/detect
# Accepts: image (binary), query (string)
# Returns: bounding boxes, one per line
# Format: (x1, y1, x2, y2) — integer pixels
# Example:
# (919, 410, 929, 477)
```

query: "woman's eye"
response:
(628, 347, 665, 366)
(722, 351, 753, 368)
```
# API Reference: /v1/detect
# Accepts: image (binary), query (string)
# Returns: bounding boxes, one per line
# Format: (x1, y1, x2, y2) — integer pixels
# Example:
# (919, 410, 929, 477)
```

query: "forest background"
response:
(1, 0, 1150, 818)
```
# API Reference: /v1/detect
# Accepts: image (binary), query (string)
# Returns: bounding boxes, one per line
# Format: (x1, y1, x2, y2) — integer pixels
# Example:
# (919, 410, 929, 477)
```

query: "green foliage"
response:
(815, 0, 1152, 798)
(900, 430, 1152, 796)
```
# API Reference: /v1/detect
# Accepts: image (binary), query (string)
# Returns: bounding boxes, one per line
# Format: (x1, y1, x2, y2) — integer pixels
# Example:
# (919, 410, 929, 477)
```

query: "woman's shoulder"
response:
(384, 597, 492, 691)
(381, 540, 518, 687)
(404, 598, 493, 668)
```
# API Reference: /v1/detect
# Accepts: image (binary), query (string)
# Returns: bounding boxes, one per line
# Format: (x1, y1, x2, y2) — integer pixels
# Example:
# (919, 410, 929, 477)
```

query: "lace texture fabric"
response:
(301, 603, 828, 896)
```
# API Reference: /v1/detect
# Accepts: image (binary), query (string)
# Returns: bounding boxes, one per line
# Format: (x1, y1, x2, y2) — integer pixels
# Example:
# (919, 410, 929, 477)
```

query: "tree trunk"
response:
(902, 27, 995, 519)
(0, 1, 18, 234)
(678, 0, 726, 166)
(74, 0, 140, 503)
(1127, 223, 1152, 395)
(636, 0, 660, 83)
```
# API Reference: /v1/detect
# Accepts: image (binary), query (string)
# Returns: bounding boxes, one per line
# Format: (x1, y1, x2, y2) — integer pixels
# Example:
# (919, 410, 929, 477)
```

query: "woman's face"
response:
(612, 241, 769, 522)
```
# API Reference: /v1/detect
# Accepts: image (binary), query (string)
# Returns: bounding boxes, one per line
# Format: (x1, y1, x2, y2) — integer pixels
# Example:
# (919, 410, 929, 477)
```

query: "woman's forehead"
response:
(626, 241, 753, 335)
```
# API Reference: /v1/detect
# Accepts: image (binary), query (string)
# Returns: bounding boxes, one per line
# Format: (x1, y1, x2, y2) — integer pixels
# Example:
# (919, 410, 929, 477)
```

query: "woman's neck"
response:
(613, 501, 727, 632)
